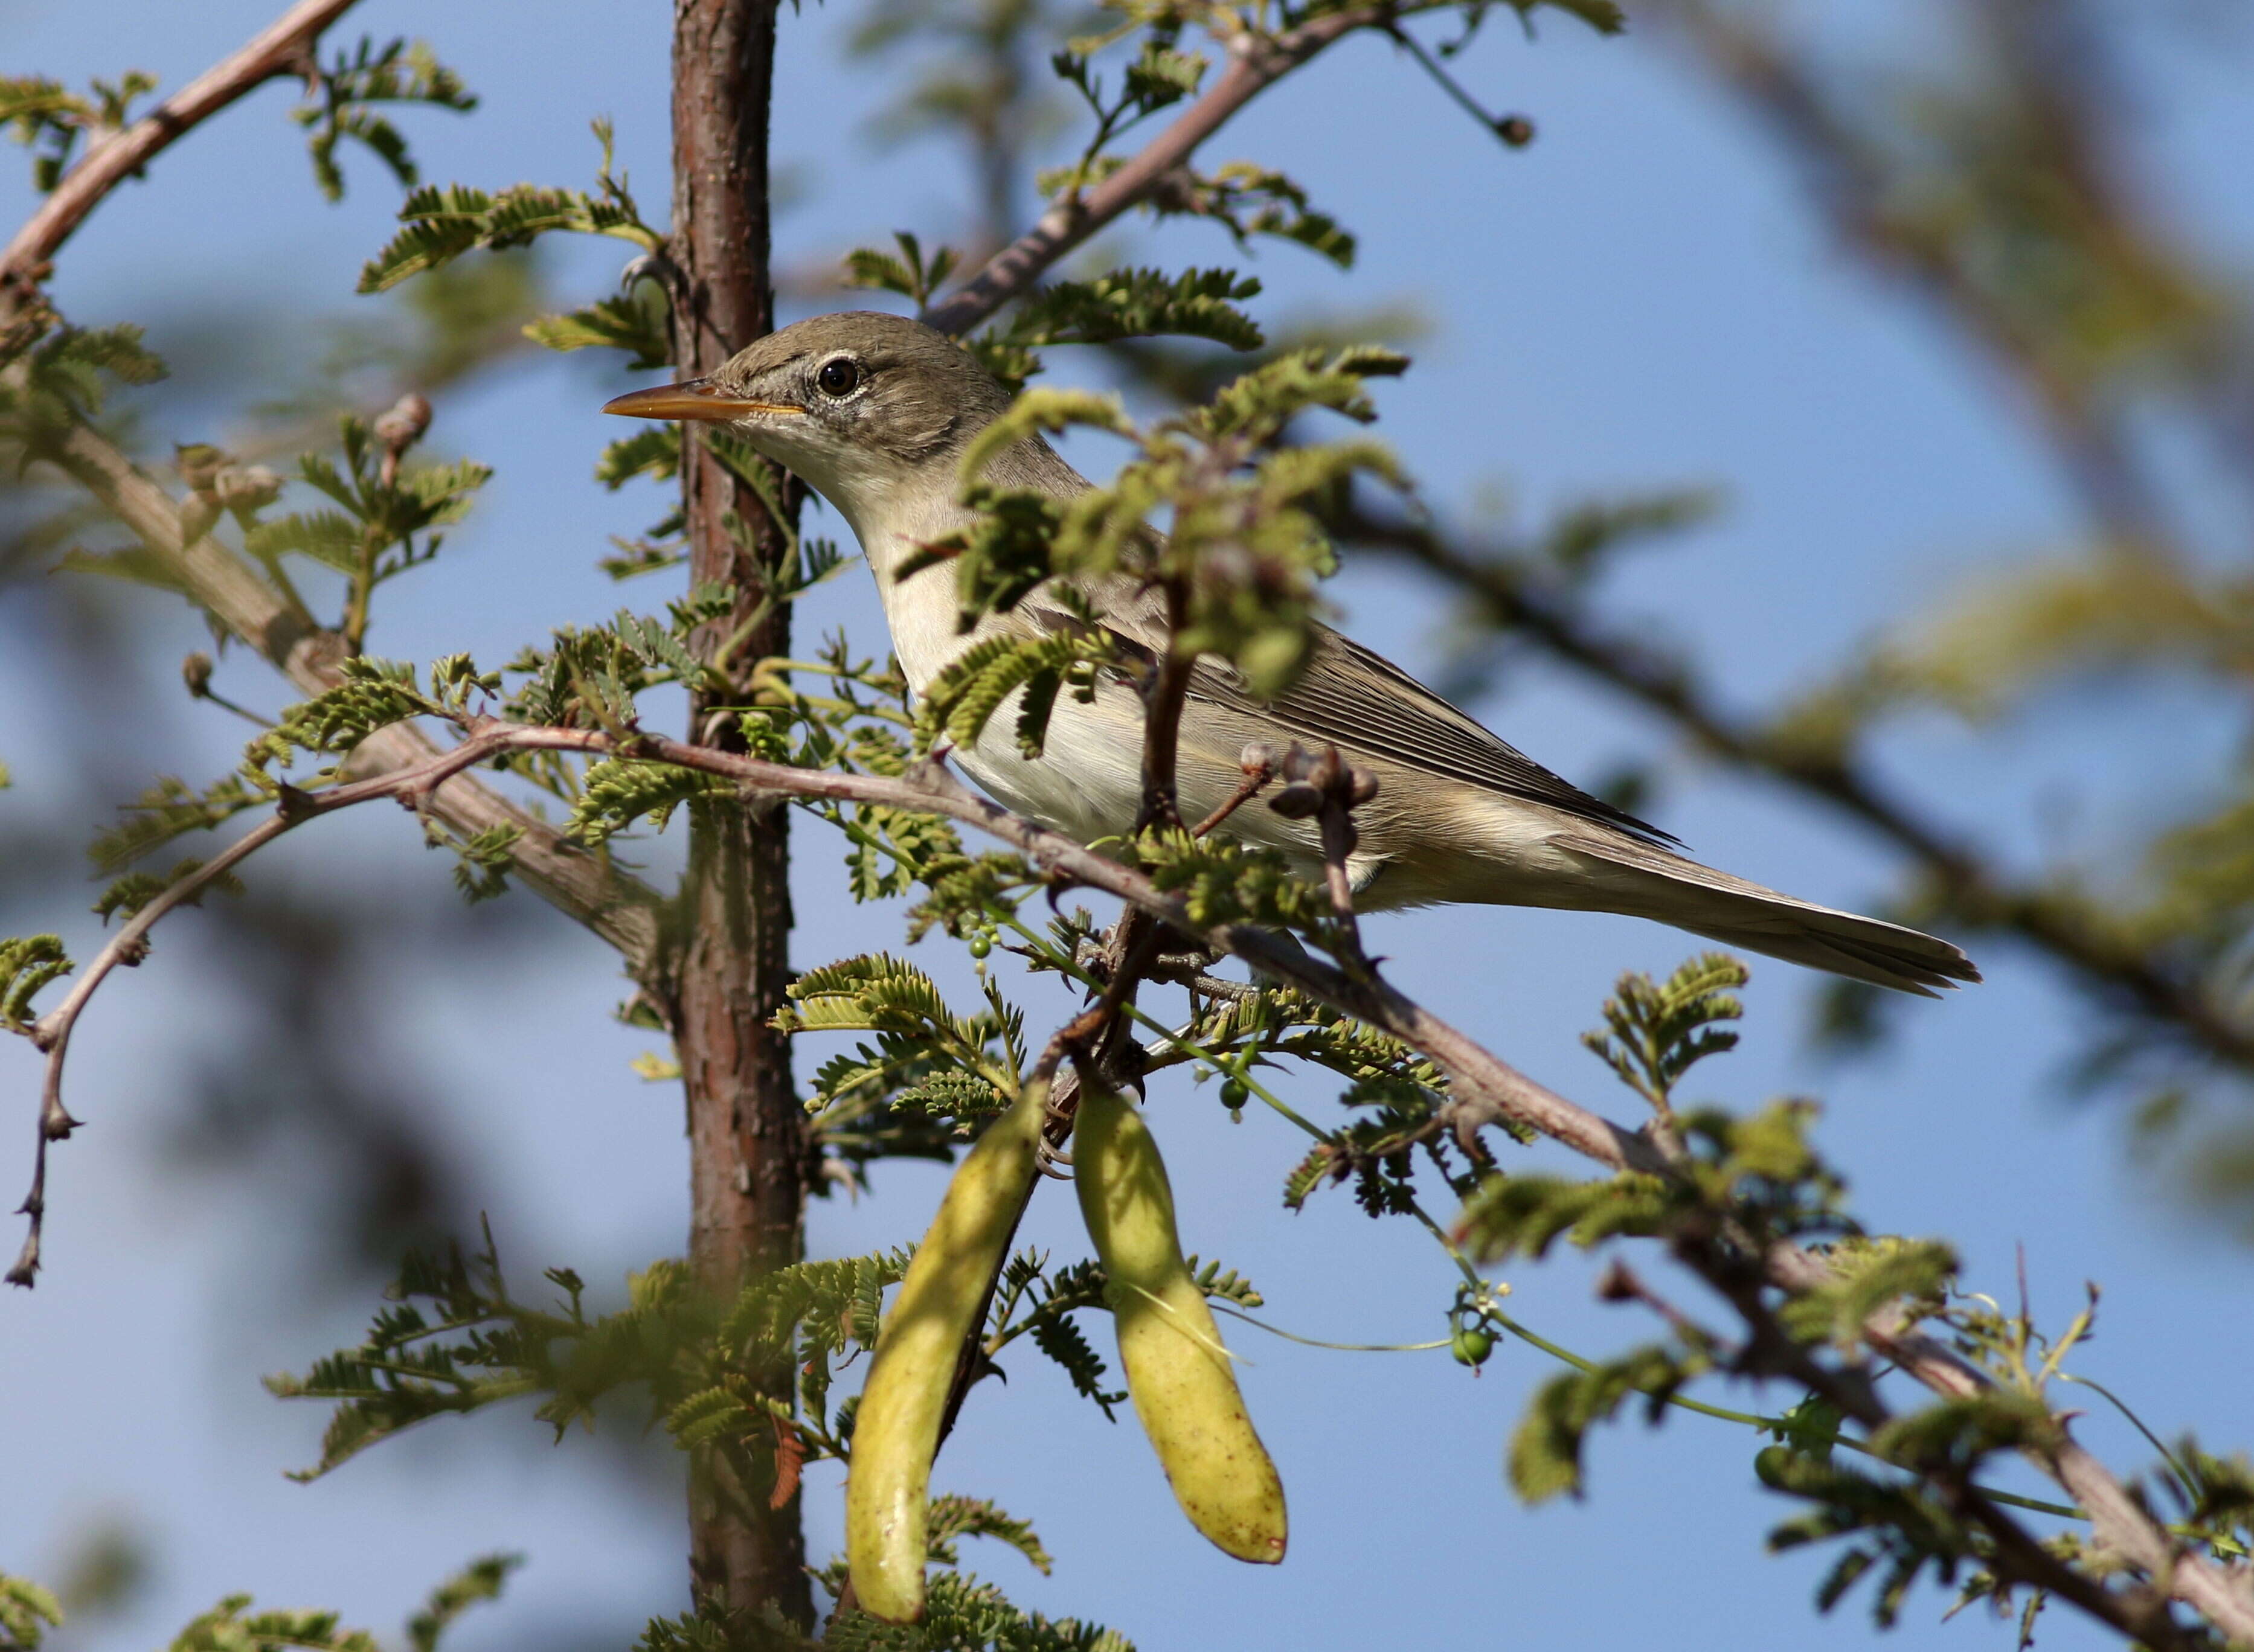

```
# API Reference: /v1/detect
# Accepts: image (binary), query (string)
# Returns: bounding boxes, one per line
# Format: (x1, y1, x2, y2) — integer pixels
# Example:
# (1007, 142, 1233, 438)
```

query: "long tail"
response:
(1555, 833, 1980, 997)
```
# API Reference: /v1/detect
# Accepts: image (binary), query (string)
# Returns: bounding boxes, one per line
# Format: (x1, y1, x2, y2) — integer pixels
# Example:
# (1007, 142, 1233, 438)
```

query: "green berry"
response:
(1219, 1077, 1249, 1108)
(1451, 1327, 1495, 1368)
(967, 932, 992, 959)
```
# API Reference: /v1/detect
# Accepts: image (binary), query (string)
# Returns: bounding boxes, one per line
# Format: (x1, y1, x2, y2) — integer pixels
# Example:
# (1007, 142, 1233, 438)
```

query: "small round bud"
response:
(1239, 741, 1277, 776)
(1497, 115, 1535, 148)
(1279, 742, 1315, 783)
(214, 464, 283, 511)
(1347, 767, 1381, 807)
(374, 392, 434, 452)
(182, 652, 214, 697)
(1266, 781, 1323, 819)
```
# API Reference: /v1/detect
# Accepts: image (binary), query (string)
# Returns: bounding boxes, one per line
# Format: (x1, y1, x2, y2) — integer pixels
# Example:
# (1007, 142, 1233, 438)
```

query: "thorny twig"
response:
(0, 0, 664, 973)
(920, 2, 1396, 338)
(5, 722, 527, 1285)
(1, 0, 362, 307)
(10, 711, 2248, 1650)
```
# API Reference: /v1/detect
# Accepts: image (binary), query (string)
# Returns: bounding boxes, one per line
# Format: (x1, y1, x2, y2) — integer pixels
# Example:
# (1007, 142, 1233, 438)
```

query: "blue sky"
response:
(4, 3, 2252, 1650)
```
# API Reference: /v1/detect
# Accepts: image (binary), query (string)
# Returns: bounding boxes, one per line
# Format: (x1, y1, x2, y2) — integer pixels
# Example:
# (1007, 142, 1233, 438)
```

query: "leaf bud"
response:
(374, 392, 434, 453)
(181, 652, 214, 698)
(1239, 741, 1277, 776)
(1278, 741, 1315, 783)
(1266, 781, 1323, 819)
(1347, 766, 1381, 807)
(215, 464, 283, 511)
(1496, 115, 1535, 148)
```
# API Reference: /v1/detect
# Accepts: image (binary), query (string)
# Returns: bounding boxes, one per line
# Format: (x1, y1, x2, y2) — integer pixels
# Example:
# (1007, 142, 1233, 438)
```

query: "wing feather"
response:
(1014, 578, 1674, 845)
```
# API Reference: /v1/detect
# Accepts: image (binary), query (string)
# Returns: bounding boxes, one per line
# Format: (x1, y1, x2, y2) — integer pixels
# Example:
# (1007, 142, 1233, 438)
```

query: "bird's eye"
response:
(815, 357, 860, 397)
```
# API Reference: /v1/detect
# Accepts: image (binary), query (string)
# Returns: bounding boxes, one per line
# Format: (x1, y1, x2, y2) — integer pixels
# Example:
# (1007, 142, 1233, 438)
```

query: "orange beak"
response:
(600, 377, 804, 421)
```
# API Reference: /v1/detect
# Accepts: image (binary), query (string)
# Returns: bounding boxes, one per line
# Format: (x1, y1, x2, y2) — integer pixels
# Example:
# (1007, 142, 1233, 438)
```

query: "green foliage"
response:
(264, 1231, 562, 1477)
(969, 267, 1265, 392)
(293, 37, 476, 202)
(925, 1496, 1053, 1575)
(777, 954, 1024, 1101)
(524, 283, 670, 369)
(2, 324, 167, 443)
(596, 424, 682, 490)
(0, 1574, 62, 1651)
(1154, 982, 1486, 1221)
(2148, 1437, 2254, 1567)
(1510, 1343, 1709, 1503)
(925, 346, 1407, 700)
(446, 822, 524, 904)
(1138, 830, 1340, 942)
(843, 230, 961, 310)
(0, 70, 155, 192)
(89, 772, 264, 875)
(358, 120, 660, 293)
(911, 627, 1113, 758)
(568, 759, 734, 845)
(1280, 1074, 1488, 1217)
(1044, 28, 1207, 204)
(92, 858, 241, 926)
(250, 416, 490, 594)
(1779, 1235, 1958, 1351)
(262, 658, 435, 757)
(824, 1571, 1132, 1652)
(498, 583, 743, 735)
(0, 935, 71, 1029)
(405, 1556, 522, 1652)
(164, 1598, 379, 1652)
(1131, 162, 1355, 268)
(1580, 952, 1746, 1114)
(146, 1555, 513, 1652)
(983, 1252, 1129, 1418)
(1451, 1171, 1672, 1260)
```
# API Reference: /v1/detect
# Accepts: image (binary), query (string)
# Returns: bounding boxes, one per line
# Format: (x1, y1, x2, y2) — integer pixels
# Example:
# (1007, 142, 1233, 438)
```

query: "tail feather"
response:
(1556, 834, 1980, 997)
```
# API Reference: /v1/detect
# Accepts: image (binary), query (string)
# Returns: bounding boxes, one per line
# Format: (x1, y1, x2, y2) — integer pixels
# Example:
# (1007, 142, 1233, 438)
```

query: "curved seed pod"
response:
(1075, 1086, 1287, 1564)
(847, 1084, 1045, 1622)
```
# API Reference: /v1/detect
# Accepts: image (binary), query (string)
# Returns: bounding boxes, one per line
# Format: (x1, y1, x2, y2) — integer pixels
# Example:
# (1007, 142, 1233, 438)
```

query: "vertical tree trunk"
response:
(667, 0, 811, 1625)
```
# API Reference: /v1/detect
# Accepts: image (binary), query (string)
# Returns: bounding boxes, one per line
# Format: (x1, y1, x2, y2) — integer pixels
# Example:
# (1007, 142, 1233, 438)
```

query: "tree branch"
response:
(919, 5, 1380, 338)
(1, 0, 361, 296)
(1335, 497, 2254, 1073)
(40, 416, 667, 970)
(667, 0, 809, 1619)
(14, 708, 2247, 1635)
(6, 723, 529, 1285)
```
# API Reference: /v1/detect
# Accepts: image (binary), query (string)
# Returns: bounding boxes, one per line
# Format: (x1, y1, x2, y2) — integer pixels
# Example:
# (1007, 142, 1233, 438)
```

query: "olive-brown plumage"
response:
(605, 311, 1978, 994)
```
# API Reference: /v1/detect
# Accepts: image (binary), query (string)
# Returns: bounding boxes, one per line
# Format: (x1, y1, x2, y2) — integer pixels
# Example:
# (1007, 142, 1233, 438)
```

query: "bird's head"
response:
(602, 310, 1012, 520)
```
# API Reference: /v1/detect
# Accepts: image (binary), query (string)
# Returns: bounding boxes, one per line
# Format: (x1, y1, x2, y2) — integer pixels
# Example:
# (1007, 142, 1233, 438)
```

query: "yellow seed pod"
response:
(1075, 1086, 1287, 1564)
(847, 1084, 1046, 1622)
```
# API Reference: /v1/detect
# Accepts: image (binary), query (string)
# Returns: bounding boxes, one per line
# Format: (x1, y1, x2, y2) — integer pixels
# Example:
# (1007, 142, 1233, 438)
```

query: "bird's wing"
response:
(1018, 578, 1678, 847)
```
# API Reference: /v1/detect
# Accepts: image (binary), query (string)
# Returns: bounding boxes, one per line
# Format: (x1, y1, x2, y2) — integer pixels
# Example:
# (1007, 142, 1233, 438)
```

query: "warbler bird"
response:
(606, 311, 1977, 995)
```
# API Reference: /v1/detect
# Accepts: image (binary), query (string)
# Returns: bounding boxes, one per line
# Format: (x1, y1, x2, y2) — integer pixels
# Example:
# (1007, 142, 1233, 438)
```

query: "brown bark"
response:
(667, 0, 811, 1624)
